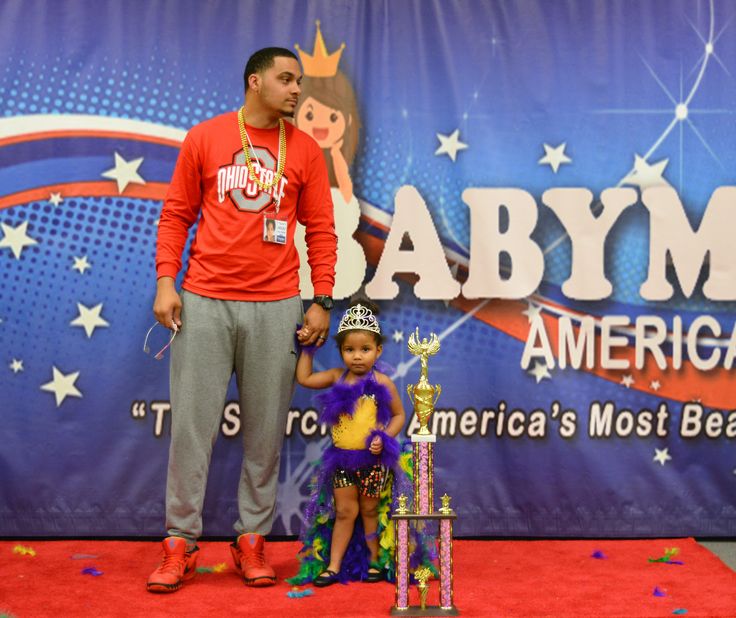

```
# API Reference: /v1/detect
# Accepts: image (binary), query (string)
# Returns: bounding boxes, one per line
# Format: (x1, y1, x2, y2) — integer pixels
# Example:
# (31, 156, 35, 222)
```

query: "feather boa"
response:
(316, 372, 393, 428)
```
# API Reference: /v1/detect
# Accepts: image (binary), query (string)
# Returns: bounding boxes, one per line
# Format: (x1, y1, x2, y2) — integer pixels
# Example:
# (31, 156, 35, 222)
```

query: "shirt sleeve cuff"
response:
(156, 263, 180, 280)
(312, 283, 334, 297)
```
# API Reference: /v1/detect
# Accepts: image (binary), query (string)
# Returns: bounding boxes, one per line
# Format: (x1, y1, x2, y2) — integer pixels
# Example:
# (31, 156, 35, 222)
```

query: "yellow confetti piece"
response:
(12, 545, 36, 557)
(212, 562, 227, 573)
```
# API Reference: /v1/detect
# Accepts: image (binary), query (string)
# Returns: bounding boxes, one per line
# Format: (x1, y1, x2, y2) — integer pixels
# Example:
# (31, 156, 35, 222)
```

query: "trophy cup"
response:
(392, 329, 458, 616)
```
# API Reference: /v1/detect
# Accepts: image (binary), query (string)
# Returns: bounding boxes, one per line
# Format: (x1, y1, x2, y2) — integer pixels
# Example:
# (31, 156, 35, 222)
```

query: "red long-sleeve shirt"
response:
(156, 111, 336, 300)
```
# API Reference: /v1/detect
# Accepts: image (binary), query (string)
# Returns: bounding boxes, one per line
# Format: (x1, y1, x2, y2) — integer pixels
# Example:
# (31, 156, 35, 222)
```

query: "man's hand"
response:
(297, 303, 330, 347)
(153, 276, 182, 330)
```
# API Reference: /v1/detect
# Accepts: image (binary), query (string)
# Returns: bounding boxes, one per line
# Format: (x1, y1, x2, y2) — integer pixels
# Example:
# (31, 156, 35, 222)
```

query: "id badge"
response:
(263, 214, 287, 245)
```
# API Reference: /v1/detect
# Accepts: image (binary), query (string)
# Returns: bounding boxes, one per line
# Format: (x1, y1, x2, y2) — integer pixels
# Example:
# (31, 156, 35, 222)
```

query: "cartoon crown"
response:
(295, 20, 345, 77)
(337, 304, 381, 335)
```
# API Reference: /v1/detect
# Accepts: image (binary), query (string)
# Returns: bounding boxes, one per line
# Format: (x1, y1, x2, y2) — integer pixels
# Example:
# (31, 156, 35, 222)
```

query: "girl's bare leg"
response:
(327, 485, 359, 573)
(359, 494, 380, 567)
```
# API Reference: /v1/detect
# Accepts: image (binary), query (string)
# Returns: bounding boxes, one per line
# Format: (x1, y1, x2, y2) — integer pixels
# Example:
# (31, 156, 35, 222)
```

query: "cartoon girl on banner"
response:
(294, 21, 366, 299)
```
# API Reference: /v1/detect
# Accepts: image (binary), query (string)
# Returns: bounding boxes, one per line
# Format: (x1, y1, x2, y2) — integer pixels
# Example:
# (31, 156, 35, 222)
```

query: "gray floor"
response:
(698, 540, 736, 572)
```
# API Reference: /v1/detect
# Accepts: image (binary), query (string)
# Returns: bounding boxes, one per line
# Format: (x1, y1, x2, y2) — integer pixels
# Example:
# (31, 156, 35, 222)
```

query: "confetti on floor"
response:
(196, 562, 228, 573)
(70, 554, 99, 560)
(287, 587, 314, 599)
(81, 567, 104, 576)
(591, 550, 607, 559)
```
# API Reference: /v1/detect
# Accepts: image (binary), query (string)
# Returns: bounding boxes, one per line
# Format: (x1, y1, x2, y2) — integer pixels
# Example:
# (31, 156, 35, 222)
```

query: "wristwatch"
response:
(314, 295, 334, 311)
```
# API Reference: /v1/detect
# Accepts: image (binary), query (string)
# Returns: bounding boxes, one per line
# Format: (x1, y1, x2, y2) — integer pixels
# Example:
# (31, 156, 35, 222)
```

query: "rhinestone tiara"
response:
(337, 303, 381, 335)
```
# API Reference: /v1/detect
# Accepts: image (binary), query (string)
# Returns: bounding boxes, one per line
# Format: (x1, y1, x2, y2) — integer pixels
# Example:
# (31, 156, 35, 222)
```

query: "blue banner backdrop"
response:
(1, 0, 735, 537)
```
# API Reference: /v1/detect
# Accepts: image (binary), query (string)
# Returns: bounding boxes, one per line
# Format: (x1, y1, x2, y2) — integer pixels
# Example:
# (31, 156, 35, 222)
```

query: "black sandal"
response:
(314, 569, 339, 587)
(365, 564, 384, 583)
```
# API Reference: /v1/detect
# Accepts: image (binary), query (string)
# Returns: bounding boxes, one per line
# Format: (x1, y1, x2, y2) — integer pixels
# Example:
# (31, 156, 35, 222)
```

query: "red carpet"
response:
(1, 538, 735, 617)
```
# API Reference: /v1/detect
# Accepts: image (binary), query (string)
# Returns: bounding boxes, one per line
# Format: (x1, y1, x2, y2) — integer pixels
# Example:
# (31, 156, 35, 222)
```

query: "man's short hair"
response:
(243, 47, 298, 91)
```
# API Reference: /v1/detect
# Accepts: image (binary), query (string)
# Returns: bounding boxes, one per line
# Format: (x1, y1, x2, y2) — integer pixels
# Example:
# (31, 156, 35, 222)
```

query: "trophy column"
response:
(413, 434, 435, 514)
(438, 513, 455, 610)
(395, 515, 411, 610)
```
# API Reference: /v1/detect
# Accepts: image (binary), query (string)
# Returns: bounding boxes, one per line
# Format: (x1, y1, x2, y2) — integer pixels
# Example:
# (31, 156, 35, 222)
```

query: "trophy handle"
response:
(406, 383, 415, 407)
(433, 384, 442, 405)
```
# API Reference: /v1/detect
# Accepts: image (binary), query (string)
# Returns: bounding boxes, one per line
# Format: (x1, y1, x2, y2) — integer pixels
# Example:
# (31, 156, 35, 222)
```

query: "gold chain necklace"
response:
(237, 106, 286, 192)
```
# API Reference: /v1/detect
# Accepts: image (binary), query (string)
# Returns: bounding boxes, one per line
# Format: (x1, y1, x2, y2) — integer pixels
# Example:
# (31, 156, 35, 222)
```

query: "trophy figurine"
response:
(414, 567, 432, 610)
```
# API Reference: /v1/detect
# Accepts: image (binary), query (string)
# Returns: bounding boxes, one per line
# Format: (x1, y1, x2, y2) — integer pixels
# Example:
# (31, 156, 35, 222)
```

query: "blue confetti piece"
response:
(653, 586, 666, 597)
(81, 567, 103, 576)
(673, 610, 688, 615)
(287, 588, 314, 598)
(591, 550, 607, 559)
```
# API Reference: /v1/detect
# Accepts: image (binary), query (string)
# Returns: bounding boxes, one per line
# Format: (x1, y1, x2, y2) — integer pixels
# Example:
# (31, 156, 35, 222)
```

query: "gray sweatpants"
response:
(165, 290, 303, 542)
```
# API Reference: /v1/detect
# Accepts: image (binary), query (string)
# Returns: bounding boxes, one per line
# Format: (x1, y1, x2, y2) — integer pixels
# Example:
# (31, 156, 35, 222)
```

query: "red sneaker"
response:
(146, 536, 199, 593)
(230, 533, 276, 587)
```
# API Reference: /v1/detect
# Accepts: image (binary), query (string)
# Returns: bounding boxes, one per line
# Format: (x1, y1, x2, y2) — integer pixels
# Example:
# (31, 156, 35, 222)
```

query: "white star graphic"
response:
(70, 302, 110, 338)
(522, 302, 543, 323)
(49, 192, 64, 207)
(392, 330, 404, 343)
(621, 374, 634, 388)
(102, 152, 146, 193)
(274, 438, 326, 532)
(653, 447, 672, 466)
(40, 366, 82, 407)
(538, 142, 571, 173)
(0, 221, 38, 259)
(622, 154, 670, 189)
(650, 380, 661, 392)
(10, 358, 24, 373)
(72, 255, 92, 274)
(435, 129, 468, 162)
(528, 361, 551, 383)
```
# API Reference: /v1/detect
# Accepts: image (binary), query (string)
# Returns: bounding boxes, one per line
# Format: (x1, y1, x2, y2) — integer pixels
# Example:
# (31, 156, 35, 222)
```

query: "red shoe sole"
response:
(243, 576, 277, 587)
(146, 581, 183, 593)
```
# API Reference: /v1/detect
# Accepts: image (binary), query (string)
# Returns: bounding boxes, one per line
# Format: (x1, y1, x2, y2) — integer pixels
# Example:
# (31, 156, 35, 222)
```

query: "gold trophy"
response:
(414, 567, 432, 610)
(406, 328, 442, 436)
(392, 326, 458, 616)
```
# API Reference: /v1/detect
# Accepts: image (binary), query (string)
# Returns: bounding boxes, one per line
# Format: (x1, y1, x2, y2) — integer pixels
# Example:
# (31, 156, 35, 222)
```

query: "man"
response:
(147, 47, 337, 593)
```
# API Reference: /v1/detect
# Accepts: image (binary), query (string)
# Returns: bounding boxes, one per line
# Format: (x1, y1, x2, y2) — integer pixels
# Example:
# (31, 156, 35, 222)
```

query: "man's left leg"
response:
(231, 295, 303, 586)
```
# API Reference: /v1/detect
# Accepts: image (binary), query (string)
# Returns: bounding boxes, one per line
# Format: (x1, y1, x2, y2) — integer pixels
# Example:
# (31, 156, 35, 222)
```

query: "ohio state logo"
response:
(217, 147, 288, 211)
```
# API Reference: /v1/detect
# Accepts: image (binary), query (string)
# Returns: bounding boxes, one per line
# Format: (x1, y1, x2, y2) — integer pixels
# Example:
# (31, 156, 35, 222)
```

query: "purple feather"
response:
(366, 429, 400, 468)
(317, 373, 393, 428)
(81, 567, 103, 576)
(591, 550, 607, 559)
